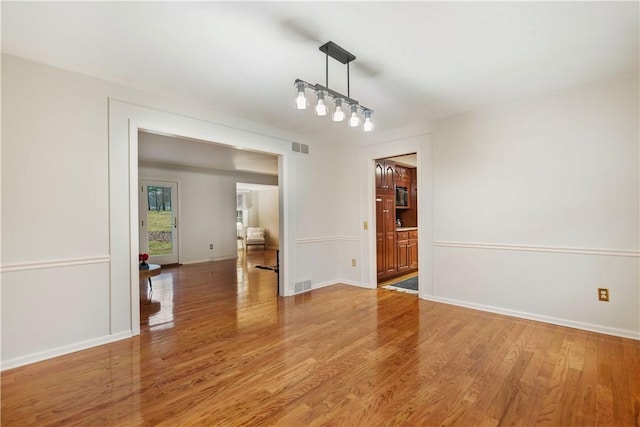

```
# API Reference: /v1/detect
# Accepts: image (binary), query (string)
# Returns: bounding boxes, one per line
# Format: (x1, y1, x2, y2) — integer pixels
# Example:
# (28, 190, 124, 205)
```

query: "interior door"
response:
(140, 180, 179, 265)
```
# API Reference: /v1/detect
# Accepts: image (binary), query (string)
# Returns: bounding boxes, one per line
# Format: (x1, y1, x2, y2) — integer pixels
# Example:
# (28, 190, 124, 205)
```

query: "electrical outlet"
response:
(210, 244, 213, 250)
(598, 288, 609, 302)
(363, 221, 368, 230)
(351, 259, 356, 267)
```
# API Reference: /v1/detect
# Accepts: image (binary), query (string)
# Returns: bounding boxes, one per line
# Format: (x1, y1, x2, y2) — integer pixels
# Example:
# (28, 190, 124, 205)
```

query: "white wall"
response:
(430, 73, 640, 338)
(2, 55, 117, 365)
(1, 54, 354, 368)
(139, 164, 276, 263)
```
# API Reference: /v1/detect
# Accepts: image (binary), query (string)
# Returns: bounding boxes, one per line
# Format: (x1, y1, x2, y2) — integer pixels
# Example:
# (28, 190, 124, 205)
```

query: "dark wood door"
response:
(409, 238, 418, 269)
(375, 159, 395, 194)
(375, 196, 385, 279)
(397, 239, 409, 272)
(383, 195, 396, 275)
(375, 161, 385, 193)
(384, 162, 395, 193)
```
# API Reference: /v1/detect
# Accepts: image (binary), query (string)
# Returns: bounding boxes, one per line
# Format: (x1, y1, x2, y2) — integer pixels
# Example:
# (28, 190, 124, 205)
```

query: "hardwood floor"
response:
(2, 250, 639, 426)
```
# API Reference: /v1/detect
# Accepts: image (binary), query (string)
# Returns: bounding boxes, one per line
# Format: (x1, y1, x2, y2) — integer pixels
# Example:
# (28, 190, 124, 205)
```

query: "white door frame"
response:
(108, 99, 294, 337)
(359, 133, 434, 298)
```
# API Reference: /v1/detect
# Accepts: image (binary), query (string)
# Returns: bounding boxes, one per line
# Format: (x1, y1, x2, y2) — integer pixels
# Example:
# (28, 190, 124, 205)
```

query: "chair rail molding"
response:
(296, 236, 360, 244)
(0, 256, 111, 273)
(434, 241, 639, 258)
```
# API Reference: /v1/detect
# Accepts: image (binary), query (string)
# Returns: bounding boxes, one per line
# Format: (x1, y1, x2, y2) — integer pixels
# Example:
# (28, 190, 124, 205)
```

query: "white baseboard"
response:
(1, 330, 132, 371)
(338, 279, 373, 289)
(422, 295, 640, 341)
(310, 280, 371, 290)
(310, 280, 336, 290)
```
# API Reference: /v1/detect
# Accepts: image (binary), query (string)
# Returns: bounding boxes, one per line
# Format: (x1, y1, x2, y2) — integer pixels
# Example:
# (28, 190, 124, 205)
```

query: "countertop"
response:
(396, 227, 418, 231)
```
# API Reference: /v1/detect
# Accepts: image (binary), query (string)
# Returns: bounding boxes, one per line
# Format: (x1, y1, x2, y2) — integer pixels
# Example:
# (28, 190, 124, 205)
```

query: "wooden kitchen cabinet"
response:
(408, 230, 418, 270)
(376, 194, 397, 280)
(396, 229, 418, 275)
(395, 165, 410, 186)
(375, 159, 395, 194)
(396, 231, 410, 273)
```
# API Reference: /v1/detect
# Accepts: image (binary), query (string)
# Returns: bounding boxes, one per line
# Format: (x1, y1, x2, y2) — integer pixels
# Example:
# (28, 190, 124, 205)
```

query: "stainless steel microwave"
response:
(395, 186, 408, 207)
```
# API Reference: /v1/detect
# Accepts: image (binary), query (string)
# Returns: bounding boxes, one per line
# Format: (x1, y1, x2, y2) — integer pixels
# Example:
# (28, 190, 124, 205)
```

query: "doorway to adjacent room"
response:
(375, 153, 419, 294)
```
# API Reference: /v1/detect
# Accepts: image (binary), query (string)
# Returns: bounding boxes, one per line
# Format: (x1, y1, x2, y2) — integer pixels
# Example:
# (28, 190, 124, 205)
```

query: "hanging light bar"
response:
(294, 41, 374, 132)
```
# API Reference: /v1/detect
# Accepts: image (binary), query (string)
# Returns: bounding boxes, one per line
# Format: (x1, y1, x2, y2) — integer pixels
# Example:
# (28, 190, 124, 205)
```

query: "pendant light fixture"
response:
(315, 90, 328, 116)
(294, 41, 374, 131)
(333, 98, 345, 122)
(348, 103, 361, 127)
(295, 81, 308, 110)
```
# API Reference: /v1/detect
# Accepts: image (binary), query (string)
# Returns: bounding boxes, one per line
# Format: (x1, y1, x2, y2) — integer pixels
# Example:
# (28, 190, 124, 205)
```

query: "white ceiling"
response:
(139, 131, 278, 175)
(2, 1, 638, 170)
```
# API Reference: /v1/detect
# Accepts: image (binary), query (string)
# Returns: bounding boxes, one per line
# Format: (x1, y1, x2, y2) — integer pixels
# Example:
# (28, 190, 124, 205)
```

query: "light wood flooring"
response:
(2, 249, 639, 426)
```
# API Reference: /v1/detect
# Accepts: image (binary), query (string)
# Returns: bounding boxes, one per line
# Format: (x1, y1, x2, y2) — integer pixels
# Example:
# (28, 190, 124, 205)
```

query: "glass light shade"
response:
(348, 104, 361, 127)
(332, 98, 345, 122)
(295, 82, 308, 110)
(363, 110, 374, 132)
(315, 91, 328, 116)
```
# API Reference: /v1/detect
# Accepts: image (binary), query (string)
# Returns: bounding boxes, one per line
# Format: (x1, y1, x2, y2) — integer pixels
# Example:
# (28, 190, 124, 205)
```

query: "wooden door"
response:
(408, 230, 418, 270)
(375, 161, 385, 193)
(375, 196, 385, 278)
(384, 162, 395, 193)
(409, 238, 418, 269)
(383, 195, 396, 275)
(397, 239, 409, 272)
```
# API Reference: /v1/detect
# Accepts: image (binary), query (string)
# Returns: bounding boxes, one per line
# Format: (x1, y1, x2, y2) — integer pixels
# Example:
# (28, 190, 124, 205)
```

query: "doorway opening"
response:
(137, 130, 282, 329)
(375, 153, 419, 294)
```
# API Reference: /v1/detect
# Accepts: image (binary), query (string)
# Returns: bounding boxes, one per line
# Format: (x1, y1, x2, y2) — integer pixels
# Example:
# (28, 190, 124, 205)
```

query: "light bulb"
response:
(348, 104, 361, 127)
(315, 91, 328, 116)
(295, 82, 308, 110)
(363, 110, 374, 132)
(332, 98, 345, 122)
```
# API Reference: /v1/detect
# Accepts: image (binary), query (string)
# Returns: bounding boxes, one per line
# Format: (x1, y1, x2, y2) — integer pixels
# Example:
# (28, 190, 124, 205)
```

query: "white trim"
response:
(1, 331, 132, 371)
(296, 236, 360, 244)
(434, 241, 639, 258)
(422, 295, 640, 341)
(338, 279, 369, 289)
(0, 256, 110, 273)
(359, 133, 434, 295)
(310, 280, 337, 290)
(111, 98, 296, 341)
(311, 279, 367, 290)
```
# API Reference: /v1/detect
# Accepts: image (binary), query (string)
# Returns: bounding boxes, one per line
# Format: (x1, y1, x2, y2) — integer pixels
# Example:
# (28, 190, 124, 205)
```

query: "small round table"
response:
(139, 264, 161, 290)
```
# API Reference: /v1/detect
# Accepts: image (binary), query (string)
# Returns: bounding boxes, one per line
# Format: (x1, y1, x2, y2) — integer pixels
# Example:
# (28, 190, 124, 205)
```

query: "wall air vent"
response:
(294, 280, 312, 294)
(291, 141, 309, 155)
